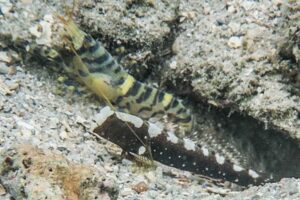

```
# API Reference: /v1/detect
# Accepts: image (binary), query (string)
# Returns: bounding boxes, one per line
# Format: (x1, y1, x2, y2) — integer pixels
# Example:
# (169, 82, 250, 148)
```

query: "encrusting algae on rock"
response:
(0, 144, 118, 200)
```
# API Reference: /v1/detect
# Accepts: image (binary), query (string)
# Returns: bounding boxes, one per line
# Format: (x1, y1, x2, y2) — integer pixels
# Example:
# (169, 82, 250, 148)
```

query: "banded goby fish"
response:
(43, 16, 193, 136)
(93, 106, 270, 187)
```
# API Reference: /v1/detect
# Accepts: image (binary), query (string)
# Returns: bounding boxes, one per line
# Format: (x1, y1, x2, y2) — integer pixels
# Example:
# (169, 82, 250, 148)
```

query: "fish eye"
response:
(83, 35, 93, 46)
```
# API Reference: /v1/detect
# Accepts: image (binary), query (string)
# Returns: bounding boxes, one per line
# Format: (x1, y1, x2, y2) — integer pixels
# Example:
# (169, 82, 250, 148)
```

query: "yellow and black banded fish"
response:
(46, 16, 194, 136)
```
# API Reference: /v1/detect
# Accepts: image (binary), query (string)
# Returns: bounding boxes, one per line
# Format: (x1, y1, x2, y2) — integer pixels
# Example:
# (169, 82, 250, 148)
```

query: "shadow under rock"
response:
(192, 103, 300, 182)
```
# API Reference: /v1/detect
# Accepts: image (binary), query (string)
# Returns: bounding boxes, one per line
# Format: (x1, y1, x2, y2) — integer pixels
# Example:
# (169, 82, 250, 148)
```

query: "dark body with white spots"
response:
(94, 107, 269, 186)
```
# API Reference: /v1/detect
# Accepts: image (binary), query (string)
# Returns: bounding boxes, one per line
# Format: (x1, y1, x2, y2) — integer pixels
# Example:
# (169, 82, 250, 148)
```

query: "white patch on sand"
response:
(233, 164, 245, 172)
(248, 169, 260, 178)
(94, 106, 114, 125)
(215, 153, 225, 165)
(148, 122, 163, 138)
(116, 112, 143, 128)
(166, 131, 179, 144)
(183, 138, 196, 151)
(138, 146, 146, 155)
(201, 146, 209, 157)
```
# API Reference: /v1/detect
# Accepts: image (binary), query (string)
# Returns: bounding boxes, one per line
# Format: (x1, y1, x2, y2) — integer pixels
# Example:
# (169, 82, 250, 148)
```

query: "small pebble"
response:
(75, 116, 86, 125)
(0, 183, 6, 196)
(120, 187, 133, 197)
(59, 131, 69, 140)
(145, 171, 156, 182)
(227, 5, 236, 13)
(0, 51, 12, 63)
(17, 120, 34, 131)
(132, 181, 149, 193)
(228, 36, 242, 48)
(228, 22, 240, 34)
(8, 82, 19, 91)
(0, 63, 9, 74)
(20, 128, 33, 139)
(169, 60, 177, 69)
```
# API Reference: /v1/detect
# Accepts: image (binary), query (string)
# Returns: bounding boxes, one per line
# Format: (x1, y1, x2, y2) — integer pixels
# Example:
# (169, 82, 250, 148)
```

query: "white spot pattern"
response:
(148, 122, 163, 138)
(215, 153, 225, 165)
(183, 138, 196, 151)
(233, 164, 245, 172)
(138, 146, 146, 155)
(248, 169, 260, 178)
(166, 131, 179, 144)
(116, 111, 143, 128)
(201, 146, 209, 157)
(94, 106, 114, 125)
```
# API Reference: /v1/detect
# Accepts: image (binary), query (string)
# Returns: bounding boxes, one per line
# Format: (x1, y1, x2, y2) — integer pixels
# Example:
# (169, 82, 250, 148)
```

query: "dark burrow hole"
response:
(191, 102, 300, 182)
(158, 68, 299, 182)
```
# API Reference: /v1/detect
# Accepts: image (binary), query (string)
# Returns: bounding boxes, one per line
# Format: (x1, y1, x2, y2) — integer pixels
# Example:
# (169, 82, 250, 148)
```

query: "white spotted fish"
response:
(93, 106, 269, 186)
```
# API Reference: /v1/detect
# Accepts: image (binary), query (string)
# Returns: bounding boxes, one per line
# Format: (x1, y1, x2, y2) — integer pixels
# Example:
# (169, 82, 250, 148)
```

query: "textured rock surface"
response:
(164, 0, 300, 139)
(0, 145, 118, 200)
